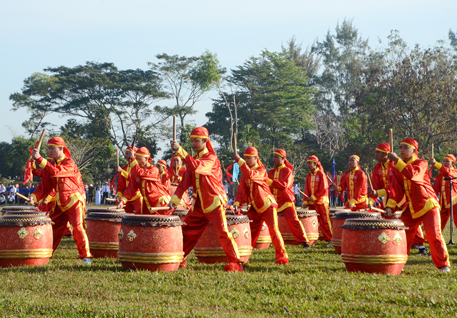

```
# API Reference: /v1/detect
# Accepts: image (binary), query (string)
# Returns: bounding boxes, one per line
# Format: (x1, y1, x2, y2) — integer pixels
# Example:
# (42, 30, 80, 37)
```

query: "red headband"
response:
(190, 127, 215, 155)
(375, 143, 391, 153)
(47, 137, 71, 158)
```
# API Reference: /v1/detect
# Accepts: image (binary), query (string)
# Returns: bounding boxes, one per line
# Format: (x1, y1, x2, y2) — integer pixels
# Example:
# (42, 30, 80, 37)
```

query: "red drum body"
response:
(297, 209, 319, 246)
(118, 215, 184, 272)
(254, 221, 271, 249)
(85, 211, 125, 258)
(0, 214, 53, 267)
(194, 215, 252, 264)
(341, 218, 408, 275)
(331, 211, 381, 254)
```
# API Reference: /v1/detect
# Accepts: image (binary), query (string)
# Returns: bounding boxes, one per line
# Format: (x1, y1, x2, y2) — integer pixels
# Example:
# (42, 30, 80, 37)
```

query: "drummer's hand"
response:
(31, 149, 41, 160)
(28, 197, 35, 206)
(308, 197, 314, 204)
(393, 211, 402, 219)
(233, 206, 240, 213)
(117, 166, 123, 173)
(331, 184, 338, 191)
(168, 201, 176, 209)
(429, 158, 436, 165)
(388, 152, 399, 163)
(385, 207, 393, 217)
(371, 189, 377, 197)
(233, 153, 241, 161)
(170, 140, 180, 152)
(117, 201, 124, 209)
(302, 204, 308, 209)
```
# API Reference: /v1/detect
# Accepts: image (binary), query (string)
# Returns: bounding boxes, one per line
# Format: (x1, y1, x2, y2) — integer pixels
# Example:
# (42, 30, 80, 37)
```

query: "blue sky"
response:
(1, 0, 455, 148)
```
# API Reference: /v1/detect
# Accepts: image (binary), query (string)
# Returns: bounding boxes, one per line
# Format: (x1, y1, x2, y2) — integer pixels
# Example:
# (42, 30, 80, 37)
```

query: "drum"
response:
(0, 214, 53, 267)
(331, 211, 381, 254)
(341, 218, 408, 275)
(194, 215, 252, 264)
(85, 212, 125, 258)
(254, 221, 271, 249)
(118, 215, 184, 271)
(87, 208, 125, 215)
(173, 209, 188, 222)
(1, 206, 40, 215)
(297, 209, 319, 246)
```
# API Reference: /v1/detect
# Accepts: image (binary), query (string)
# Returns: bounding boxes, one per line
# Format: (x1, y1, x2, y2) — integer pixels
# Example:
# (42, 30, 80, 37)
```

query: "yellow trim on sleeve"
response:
(176, 146, 189, 160)
(171, 194, 181, 206)
(267, 179, 273, 186)
(233, 202, 240, 207)
(121, 197, 128, 204)
(337, 186, 342, 192)
(395, 159, 407, 172)
(31, 194, 37, 202)
(121, 170, 129, 179)
(237, 158, 246, 167)
(434, 162, 443, 170)
(38, 158, 47, 169)
(386, 198, 397, 209)
(377, 189, 387, 198)
(117, 191, 123, 198)
(411, 198, 440, 219)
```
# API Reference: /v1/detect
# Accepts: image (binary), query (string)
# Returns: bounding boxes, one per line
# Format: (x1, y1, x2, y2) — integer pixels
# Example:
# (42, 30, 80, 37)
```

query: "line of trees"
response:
(3, 20, 457, 186)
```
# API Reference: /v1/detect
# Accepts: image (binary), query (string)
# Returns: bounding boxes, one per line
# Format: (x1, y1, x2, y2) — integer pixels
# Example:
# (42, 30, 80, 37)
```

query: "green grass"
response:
(1, 227, 457, 317)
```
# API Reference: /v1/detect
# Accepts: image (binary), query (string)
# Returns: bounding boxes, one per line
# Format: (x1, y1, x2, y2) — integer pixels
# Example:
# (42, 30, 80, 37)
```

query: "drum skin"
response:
(0, 215, 53, 267)
(341, 218, 408, 275)
(118, 215, 184, 272)
(85, 212, 125, 258)
(194, 215, 252, 264)
(331, 211, 381, 254)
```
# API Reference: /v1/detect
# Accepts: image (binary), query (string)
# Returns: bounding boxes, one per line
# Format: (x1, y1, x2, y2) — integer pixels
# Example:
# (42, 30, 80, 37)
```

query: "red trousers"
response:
(51, 201, 92, 258)
(124, 196, 143, 214)
(182, 201, 241, 263)
(281, 206, 309, 243)
(401, 207, 450, 268)
(248, 207, 288, 260)
(309, 202, 332, 241)
(412, 226, 425, 246)
(440, 206, 457, 231)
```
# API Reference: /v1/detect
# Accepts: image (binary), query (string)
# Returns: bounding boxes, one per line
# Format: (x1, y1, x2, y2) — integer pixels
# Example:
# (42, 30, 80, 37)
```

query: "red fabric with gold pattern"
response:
(375, 143, 391, 153)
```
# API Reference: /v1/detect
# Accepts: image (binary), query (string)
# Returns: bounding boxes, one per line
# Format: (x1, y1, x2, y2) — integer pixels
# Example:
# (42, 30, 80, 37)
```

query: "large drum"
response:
(194, 215, 252, 264)
(331, 211, 381, 254)
(118, 215, 184, 272)
(174, 209, 188, 222)
(254, 221, 271, 249)
(85, 212, 125, 258)
(0, 214, 53, 267)
(297, 210, 319, 245)
(1, 206, 40, 215)
(341, 218, 408, 275)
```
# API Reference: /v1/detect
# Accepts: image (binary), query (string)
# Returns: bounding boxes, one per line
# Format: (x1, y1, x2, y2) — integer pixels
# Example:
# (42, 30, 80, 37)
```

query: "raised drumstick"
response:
(35, 129, 47, 153)
(173, 116, 177, 141)
(149, 206, 171, 212)
(389, 129, 393, 153)
(233, 133, 237, 155)
(299, 190, 309, 199)
(16, 193, 31, 202)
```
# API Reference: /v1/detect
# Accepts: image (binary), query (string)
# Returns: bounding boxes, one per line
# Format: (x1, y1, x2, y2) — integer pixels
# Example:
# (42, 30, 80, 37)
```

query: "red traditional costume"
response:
(234, 147, 288, 264)
(387, 138, 450, 269)
(116, 146, 143, 214)
(338, 155, 368, 210)
(31, 137, 91, 259)
(304, 155, 332, 241)
(168, 156, 190, 208)
(120, 147, 170, 214)
(157, 160, 171, 192)
(171, 127, 242, 267)
(432, 154, 457, 231)
(268, 149, 309, 244)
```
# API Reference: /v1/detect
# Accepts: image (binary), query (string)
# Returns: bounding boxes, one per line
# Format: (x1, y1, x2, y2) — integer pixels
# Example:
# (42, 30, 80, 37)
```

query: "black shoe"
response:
(411, 244, 420, 250)
(418, 247, 428, 256)
(302, 242, 310, 249)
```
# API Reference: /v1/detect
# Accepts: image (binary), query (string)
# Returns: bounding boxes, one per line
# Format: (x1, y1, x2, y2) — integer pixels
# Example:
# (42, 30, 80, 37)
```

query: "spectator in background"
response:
(223, 180, 229, 195)
(8, 192, 15, 204)
(293, 184, 300, 205)
(102, 182, 110, 205)
(88, 184, 94, 204)
(95, 186, 101, 205)
(0, 193, 5, 205)
(10, 185, 17, 204)
(0, 183, 6, 195)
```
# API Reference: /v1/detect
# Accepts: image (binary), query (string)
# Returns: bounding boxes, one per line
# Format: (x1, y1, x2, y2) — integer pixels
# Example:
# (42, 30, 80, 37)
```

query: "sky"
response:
(1, 0, 456, 155)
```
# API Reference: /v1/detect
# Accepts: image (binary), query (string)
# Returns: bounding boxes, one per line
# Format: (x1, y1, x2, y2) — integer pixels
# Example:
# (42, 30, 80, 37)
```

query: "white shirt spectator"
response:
(293, 184, 300, 195)
(102, 185, 110, 193)
(0, 184, 6, 194)
(8, 193, 15, 203)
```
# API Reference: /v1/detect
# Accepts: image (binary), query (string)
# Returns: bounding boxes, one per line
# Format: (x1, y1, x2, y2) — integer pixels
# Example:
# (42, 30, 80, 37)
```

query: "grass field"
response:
(1, 222, 457, 317)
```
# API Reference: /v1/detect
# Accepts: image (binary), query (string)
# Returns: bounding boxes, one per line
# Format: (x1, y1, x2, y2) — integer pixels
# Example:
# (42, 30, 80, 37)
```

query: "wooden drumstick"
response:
(16, 193, 31, 202)
(389, 129, 393, 153)
(233, 133, 237, 155)
(325, 173, 333, 185)
(431, 144, 434, 158)
(173, 116, 177, 141)
(35, 129, 47, 153)
(369, 206, 387, 214)
(365, 168, 374, 190)
(116, 149, 119, 167)
(299, 190, 309, 199)
(149, 206, 171, 212)
(106, 197, 116, 201)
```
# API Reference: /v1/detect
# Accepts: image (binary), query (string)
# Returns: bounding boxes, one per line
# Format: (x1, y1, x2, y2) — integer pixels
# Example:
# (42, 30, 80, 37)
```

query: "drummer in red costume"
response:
(117, 147, 171, 214)
(387, 138, 450, 272)
(116, 146, 143, 214)
(333, 155, 368, 210)
(156, 160, 171, 192)
(303, 155, 332, 243)
(268, 149, 310, 248)
(30, 137, 92, 265)
(370, 143, 427, 255)
(234, 147, 289, 265)
(169, 127, 243, 272)
(430, 154, 457, 231)
(168, 156, 190, 208)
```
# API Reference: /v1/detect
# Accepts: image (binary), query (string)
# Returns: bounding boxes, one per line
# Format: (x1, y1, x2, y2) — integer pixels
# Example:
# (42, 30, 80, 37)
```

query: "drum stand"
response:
(444, 177, 456, 245)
